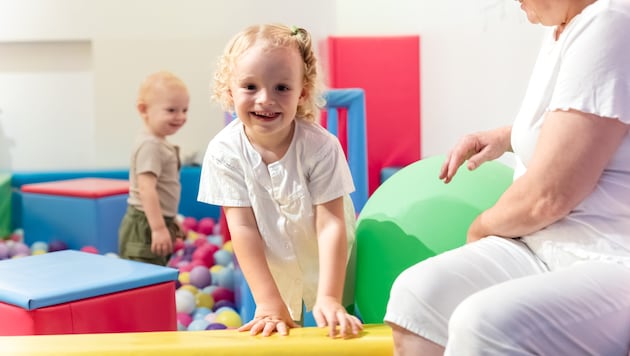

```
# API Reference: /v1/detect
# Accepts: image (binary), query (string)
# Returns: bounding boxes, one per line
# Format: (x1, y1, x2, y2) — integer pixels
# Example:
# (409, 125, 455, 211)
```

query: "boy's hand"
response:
(313, 296, 363, 338)
(151, 226, 173, 256)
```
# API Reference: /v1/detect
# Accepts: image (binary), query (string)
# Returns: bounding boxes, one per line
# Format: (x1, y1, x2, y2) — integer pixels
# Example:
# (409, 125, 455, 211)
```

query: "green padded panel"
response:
(355, 155, 513, 323)
(0, 173, 10, 238)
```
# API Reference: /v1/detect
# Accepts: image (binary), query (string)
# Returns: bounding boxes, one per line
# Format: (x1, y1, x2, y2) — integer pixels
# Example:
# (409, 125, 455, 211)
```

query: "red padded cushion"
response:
(21, 178, 129, 198)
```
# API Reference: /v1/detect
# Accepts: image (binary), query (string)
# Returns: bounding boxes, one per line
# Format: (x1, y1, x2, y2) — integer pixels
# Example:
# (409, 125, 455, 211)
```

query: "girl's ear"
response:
(137, 102, 147, 115)
(299, 88, 308, 104)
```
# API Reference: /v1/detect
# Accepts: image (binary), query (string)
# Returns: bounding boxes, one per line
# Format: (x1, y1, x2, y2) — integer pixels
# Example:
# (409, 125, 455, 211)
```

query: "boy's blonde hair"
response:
(138, 70, 188, 107)
(212, 24, 325, 123)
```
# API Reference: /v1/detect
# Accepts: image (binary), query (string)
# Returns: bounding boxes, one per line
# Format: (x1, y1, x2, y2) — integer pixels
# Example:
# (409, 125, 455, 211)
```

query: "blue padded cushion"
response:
(0, 250, 178, 310)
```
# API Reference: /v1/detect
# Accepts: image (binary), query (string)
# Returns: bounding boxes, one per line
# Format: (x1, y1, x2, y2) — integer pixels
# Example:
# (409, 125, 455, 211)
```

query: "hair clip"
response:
(290, 25, 299, 36)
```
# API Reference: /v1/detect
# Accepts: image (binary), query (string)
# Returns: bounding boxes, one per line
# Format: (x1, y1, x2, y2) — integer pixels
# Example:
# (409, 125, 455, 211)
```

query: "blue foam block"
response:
(22, 192, 127, 254)
(0, 250, 178, 310)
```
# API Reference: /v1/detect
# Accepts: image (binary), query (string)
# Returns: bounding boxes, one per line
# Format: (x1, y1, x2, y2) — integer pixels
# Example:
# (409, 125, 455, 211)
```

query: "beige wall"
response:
(0, 0, 543, 171)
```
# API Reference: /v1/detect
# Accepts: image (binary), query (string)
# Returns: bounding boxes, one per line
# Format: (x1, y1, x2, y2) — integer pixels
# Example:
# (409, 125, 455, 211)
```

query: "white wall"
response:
(0, 0, 545, 171)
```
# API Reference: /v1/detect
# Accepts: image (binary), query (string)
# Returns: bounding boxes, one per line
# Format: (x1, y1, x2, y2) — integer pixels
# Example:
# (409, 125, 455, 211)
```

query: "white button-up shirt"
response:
(198, 119, 356, 319)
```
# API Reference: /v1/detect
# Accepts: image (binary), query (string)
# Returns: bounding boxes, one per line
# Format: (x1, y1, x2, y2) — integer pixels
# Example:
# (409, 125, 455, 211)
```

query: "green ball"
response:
(355, 155, 513, 323)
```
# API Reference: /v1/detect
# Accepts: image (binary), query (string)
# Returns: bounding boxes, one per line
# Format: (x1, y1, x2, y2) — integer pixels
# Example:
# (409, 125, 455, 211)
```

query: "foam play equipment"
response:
(321, 88, 368, 212)
(0, 250, 178, 335)
(0, 173, 10, 237)
(10, 166, 220, 231)
(354, 155, 513, 323)
(322, 36, 421, 195)
(0, 323, 392, 355)
(21, 177, 129, 254)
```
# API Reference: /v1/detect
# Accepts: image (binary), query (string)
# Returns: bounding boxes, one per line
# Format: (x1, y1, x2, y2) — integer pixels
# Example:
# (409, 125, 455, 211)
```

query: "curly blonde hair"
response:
(138, 70, 188, 106)
(212, 24, 325, 123)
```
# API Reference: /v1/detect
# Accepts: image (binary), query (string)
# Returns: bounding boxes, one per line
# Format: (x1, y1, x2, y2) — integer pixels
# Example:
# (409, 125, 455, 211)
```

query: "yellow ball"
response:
(215, 309, 242, 328)
(210, 265, 223, 273)
(222, 241, 233, 253)
(178, 271, 190, 285)
(179, 284, 198, 295)
(195, 292, 214, 309)
(31, 249, 47, 255)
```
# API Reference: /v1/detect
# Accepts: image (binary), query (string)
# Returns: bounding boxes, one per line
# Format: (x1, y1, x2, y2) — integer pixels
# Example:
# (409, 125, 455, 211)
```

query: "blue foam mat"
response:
(0, 250, 178, 310)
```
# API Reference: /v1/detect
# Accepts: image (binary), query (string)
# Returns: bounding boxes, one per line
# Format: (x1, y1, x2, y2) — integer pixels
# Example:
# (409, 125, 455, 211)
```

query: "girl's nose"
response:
(256, 89, 274, 105)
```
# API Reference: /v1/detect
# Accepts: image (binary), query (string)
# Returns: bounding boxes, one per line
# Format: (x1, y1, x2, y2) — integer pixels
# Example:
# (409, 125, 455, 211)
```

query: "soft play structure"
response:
(322, 35, 421, 194)
(354, 155, 513, 323)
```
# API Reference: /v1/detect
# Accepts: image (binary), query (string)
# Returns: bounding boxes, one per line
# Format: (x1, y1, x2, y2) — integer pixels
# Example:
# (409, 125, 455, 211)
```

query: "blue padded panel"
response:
(0, 250, 178, 310)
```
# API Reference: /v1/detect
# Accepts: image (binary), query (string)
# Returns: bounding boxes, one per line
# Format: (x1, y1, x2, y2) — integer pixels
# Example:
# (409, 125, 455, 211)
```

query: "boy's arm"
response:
(224, 206, 298, 336)
(137, 172, 172, 256)
(314, 196, 362, 337)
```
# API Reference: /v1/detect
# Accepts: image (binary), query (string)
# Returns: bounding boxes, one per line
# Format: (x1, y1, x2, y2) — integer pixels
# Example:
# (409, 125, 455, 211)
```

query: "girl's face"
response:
(229, 43, 305, 146)
(141, 84, 189, 138)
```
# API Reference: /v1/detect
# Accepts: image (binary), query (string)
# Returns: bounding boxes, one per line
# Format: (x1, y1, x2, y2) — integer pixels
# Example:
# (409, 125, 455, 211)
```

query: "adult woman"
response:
(385, 0, 630, 355)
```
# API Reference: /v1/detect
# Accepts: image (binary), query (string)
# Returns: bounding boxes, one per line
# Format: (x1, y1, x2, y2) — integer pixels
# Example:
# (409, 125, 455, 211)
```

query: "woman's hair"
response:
(212, 23, 325, 123)
(138, 70, 188, 106)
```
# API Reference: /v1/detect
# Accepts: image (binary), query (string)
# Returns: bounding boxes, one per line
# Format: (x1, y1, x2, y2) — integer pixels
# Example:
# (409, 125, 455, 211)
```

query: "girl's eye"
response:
(244, 84, 256, 90)
(276, 85, 289, 92)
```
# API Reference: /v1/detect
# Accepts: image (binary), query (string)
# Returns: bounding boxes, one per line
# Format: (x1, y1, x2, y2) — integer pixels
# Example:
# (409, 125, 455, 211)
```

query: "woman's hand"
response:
(313, 296, 363, 338)
(440, 126, 512, 183)
(238, 304, 299, 336)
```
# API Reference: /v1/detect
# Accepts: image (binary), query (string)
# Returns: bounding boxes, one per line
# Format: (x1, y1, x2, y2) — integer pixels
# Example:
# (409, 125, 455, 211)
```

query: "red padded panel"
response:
(0, 302, 73, 336)
(21, 178, 129, 198)
(0, 282, 176, 335)
(323, 36, 421, 194)
(70, 281, 177, 333)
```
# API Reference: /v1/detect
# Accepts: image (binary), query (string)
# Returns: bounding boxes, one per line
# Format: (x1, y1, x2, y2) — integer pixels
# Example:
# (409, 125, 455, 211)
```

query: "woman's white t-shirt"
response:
(511, 0, 630, 269)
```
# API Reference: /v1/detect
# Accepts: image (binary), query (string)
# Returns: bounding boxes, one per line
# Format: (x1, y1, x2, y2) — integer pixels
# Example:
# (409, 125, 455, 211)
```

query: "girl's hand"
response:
(238, 305, 299, 336)
(313, 296, 363, 338)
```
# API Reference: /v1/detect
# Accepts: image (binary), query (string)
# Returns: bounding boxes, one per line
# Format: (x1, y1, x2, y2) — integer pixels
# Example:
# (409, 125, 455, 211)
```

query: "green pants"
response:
(118, 206, 182, 266)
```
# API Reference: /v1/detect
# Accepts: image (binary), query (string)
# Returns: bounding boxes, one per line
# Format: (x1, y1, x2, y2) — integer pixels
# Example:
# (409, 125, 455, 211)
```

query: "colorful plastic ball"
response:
(179, 284, 199, 295)
(31, 249, 47, 256)
(207, 235, 223, 248)
(9, 242, 30, 257)
(178, 271, 190, 285)
(48, 240, 68, 252)
(213, 249, 233, 267)
(104, 252, 119, 258)
(193, 306, 212, 320)
(0, 243, 9, 260)
(195, 292, 214, 309)
(204, 312, 217, 324)
(189, 266, 212, 289)
(181, 217, 198, 233)
(173, 238, 185, 253)
(192, 244, 216, 267)
(215, 266, 235, 289)
(187, 319, 210, 331)
(175, 289, 196, 314)
(211, 286, 235, 303)
(206, 323, 228, 330)
(177, 312, 193, 328)
(215, 309, 242, 328)
(222, 240, 233, 253)
(80, 245, 99, 254)
(212, 299, 236, 312)
(197, 217, 215, 235)
(30, 241, 48, 252)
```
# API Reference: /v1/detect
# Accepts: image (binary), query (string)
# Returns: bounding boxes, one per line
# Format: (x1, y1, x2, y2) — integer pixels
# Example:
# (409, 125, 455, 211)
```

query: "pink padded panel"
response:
(21, 177, 129, 198)
(323, 36, 421, 194)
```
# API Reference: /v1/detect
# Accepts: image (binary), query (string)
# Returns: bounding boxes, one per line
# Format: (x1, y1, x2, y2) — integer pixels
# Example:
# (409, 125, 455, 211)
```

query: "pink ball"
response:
(9, 242, 31, 257)
(173, 238, 185, 253)
(181, 217, 198, 233)
(177, 312, 193, 328)
(80, 246, 99, 254)
(192, 244, 218, 267)
(0, 243, 9, 259)
(189, 266, 212, 289)
(211, 286, 235, 303)
(197, 217, 216, 235)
